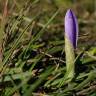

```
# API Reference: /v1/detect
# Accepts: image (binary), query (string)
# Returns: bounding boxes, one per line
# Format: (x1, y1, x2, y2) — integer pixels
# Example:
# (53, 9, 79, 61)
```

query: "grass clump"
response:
(0, 0, 96, 96)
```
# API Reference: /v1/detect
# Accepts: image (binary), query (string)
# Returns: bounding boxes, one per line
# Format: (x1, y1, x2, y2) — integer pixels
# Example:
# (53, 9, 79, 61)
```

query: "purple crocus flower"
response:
(65, 9, 78, 48)
(59, 9, 79, 86)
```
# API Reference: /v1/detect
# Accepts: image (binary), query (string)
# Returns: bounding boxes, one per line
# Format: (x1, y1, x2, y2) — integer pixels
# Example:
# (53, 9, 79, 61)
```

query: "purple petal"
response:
(65, 9, 78, 48)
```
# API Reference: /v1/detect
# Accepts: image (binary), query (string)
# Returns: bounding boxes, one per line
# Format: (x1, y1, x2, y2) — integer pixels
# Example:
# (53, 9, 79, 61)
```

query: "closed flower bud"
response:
(65, 9, 78, 48)
(64, 9, 78, 82)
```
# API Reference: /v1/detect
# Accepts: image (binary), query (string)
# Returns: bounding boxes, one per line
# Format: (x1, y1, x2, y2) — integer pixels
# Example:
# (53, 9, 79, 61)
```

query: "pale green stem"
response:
(65, 36, 75, 81)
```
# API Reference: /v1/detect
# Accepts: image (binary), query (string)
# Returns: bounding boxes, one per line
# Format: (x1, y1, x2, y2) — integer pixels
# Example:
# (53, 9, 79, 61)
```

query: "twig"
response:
(76, 84, 96, 95)
(39, 50, 65, 63)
